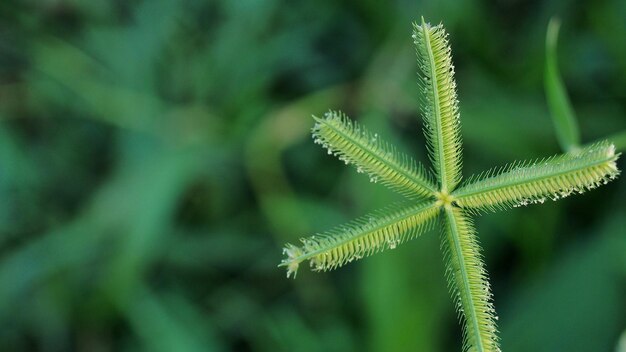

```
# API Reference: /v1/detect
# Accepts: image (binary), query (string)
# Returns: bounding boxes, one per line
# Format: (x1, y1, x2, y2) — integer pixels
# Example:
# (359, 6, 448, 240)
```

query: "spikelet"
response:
(413, 18, 463, 192)
(442, 207, 499, 352)
(313, 110, 437, 200)
(280, 202, 440, 278)
(453, 141, 620, 213)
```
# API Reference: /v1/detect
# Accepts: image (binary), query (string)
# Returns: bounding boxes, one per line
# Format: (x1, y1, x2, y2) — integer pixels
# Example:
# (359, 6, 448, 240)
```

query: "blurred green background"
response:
(1, 1, 625, 351)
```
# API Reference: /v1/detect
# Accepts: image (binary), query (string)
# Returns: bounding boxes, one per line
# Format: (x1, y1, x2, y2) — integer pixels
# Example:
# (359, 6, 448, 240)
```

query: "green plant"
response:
(280, 18, 620, 351)
(545, 17, 626, 153)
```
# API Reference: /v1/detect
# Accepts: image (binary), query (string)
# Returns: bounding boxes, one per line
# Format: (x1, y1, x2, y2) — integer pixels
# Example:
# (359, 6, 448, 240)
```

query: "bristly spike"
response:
(442, 207, 499, 352)
(452, 141, 620, 212)
(281, 17, 621, 350)
(413, 19, 463, 192)
(312, 110, 437, 200)
(279, 202, 440, 278)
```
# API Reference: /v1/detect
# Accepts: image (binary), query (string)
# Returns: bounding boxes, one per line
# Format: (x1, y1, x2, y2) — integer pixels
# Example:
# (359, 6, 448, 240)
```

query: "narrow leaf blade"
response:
(312, 111, 437, 200)
(280, 201, 440, 278)
(413, 18, 463, 192)
(453, 141, 620, 212)
(545, 17, 581, 152)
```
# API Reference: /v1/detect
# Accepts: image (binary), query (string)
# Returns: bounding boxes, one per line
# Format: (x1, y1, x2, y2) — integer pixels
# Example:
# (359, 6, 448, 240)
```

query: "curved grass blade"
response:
(545, 17, 581, 153)
(312, 110, 437, 200)
(442, 207, 499, 352)
(280, 201, 440, 278)
(453, 141, 620, 212)
(413, 18, 462, 192)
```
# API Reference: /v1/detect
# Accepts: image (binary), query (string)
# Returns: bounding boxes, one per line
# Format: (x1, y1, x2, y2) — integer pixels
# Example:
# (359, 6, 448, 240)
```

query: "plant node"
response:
(435, 191, 455, 208)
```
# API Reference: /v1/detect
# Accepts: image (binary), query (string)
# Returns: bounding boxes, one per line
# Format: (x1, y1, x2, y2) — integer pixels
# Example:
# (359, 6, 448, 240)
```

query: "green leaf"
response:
(280, 201, 440, 278)
(312, 111, 437, 200)
(442, 207, 499, 352)
(545, 17, 581, 153)
(413, 18, 463, 192)
(453, 142, 620, 212)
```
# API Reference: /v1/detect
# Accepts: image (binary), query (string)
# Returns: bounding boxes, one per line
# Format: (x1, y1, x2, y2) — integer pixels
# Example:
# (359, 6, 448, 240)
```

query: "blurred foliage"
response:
(544, 17, 581, 153)
(0, 1, 624, 351)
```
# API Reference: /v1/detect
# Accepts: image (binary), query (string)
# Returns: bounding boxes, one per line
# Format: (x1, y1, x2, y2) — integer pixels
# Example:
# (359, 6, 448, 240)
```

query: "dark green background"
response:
(0, 1, 624, 351)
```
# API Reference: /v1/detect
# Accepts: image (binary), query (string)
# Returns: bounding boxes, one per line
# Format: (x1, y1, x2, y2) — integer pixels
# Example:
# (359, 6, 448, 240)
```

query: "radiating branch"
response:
(280, 201, 440, 278)
(413, 18, 463, 192)
(453, 141, 620, 212)
(442, 207, 499, 352)
(312, 111, 437, 200)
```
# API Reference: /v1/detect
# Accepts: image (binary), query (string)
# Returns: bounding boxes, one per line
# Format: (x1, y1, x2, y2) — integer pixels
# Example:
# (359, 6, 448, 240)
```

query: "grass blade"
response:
(545, 17, 581, 153)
